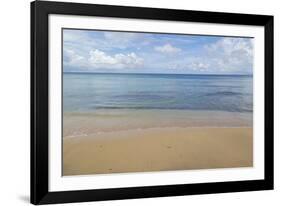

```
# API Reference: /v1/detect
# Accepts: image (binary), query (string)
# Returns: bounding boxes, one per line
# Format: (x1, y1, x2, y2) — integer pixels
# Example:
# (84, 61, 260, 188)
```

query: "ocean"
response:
(63, 73, 253, 113)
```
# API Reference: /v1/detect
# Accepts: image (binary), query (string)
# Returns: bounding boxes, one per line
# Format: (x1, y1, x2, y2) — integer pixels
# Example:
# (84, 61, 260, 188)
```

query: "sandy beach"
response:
(63, 125, 252, 176)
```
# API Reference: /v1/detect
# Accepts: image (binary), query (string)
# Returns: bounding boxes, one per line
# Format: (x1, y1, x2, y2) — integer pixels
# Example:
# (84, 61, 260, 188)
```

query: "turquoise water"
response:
(63, 73, 253, 113)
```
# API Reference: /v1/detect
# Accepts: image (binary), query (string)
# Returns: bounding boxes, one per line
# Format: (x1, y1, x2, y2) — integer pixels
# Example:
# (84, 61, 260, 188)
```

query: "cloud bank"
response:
(63, 29, 253, 74)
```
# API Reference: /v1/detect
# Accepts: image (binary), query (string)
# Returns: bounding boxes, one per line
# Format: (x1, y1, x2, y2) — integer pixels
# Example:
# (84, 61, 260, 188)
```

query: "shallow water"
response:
(63, 73, 253, 113)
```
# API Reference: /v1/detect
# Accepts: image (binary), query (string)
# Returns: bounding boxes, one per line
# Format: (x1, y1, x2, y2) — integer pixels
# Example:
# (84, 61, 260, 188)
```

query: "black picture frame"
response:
(31, 0, 274, 204)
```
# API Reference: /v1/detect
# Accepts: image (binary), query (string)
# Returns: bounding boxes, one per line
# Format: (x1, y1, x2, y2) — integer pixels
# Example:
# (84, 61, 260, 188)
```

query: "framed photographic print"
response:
(31, 0, 274, 204)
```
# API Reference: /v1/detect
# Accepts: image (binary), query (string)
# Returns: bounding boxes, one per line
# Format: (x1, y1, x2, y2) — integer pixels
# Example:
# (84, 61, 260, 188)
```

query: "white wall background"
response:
(0, 0, 278, 205)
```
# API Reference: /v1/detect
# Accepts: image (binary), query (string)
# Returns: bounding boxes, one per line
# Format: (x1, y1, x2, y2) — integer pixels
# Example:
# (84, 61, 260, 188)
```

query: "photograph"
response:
(30, 1, 273, 204)
(62, 29, 254, 176)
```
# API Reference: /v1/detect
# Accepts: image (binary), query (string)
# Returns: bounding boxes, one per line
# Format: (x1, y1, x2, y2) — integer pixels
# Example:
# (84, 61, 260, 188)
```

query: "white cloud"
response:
(154, 44, 181, 54)
(165, 38, 253, 74)
(64, 48, 143, 70)
(204, 38, 253, 72)
(89, 49, 143, 69)
(170, 38, 253, 74)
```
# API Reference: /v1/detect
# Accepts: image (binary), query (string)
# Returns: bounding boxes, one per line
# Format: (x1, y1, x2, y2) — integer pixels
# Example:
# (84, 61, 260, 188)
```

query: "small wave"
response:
(94, 106, 165, 110)
(113, 94, 164, 99)
(91, 106, 252, 113)
(205, 91, 242, 96)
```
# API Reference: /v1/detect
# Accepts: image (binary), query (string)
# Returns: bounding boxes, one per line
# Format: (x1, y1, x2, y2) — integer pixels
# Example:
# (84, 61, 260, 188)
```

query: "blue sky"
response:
(63, 29, 253, 74)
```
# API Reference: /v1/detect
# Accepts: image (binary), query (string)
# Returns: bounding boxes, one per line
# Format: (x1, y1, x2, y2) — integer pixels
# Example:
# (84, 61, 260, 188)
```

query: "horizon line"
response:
(63, 71, 253, 76)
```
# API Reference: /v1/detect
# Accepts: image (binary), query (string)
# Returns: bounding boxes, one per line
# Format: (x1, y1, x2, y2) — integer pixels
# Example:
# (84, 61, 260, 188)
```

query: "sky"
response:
(63, 29, 253, 75)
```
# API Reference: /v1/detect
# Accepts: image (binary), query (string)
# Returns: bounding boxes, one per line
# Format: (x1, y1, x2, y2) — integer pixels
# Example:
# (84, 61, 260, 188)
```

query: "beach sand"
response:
(63, 127, 252, 176)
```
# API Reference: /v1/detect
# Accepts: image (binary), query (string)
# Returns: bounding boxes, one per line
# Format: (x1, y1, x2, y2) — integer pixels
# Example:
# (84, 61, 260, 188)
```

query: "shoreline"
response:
(63, 109, 252, 138)
(63, 126, 253, 139)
